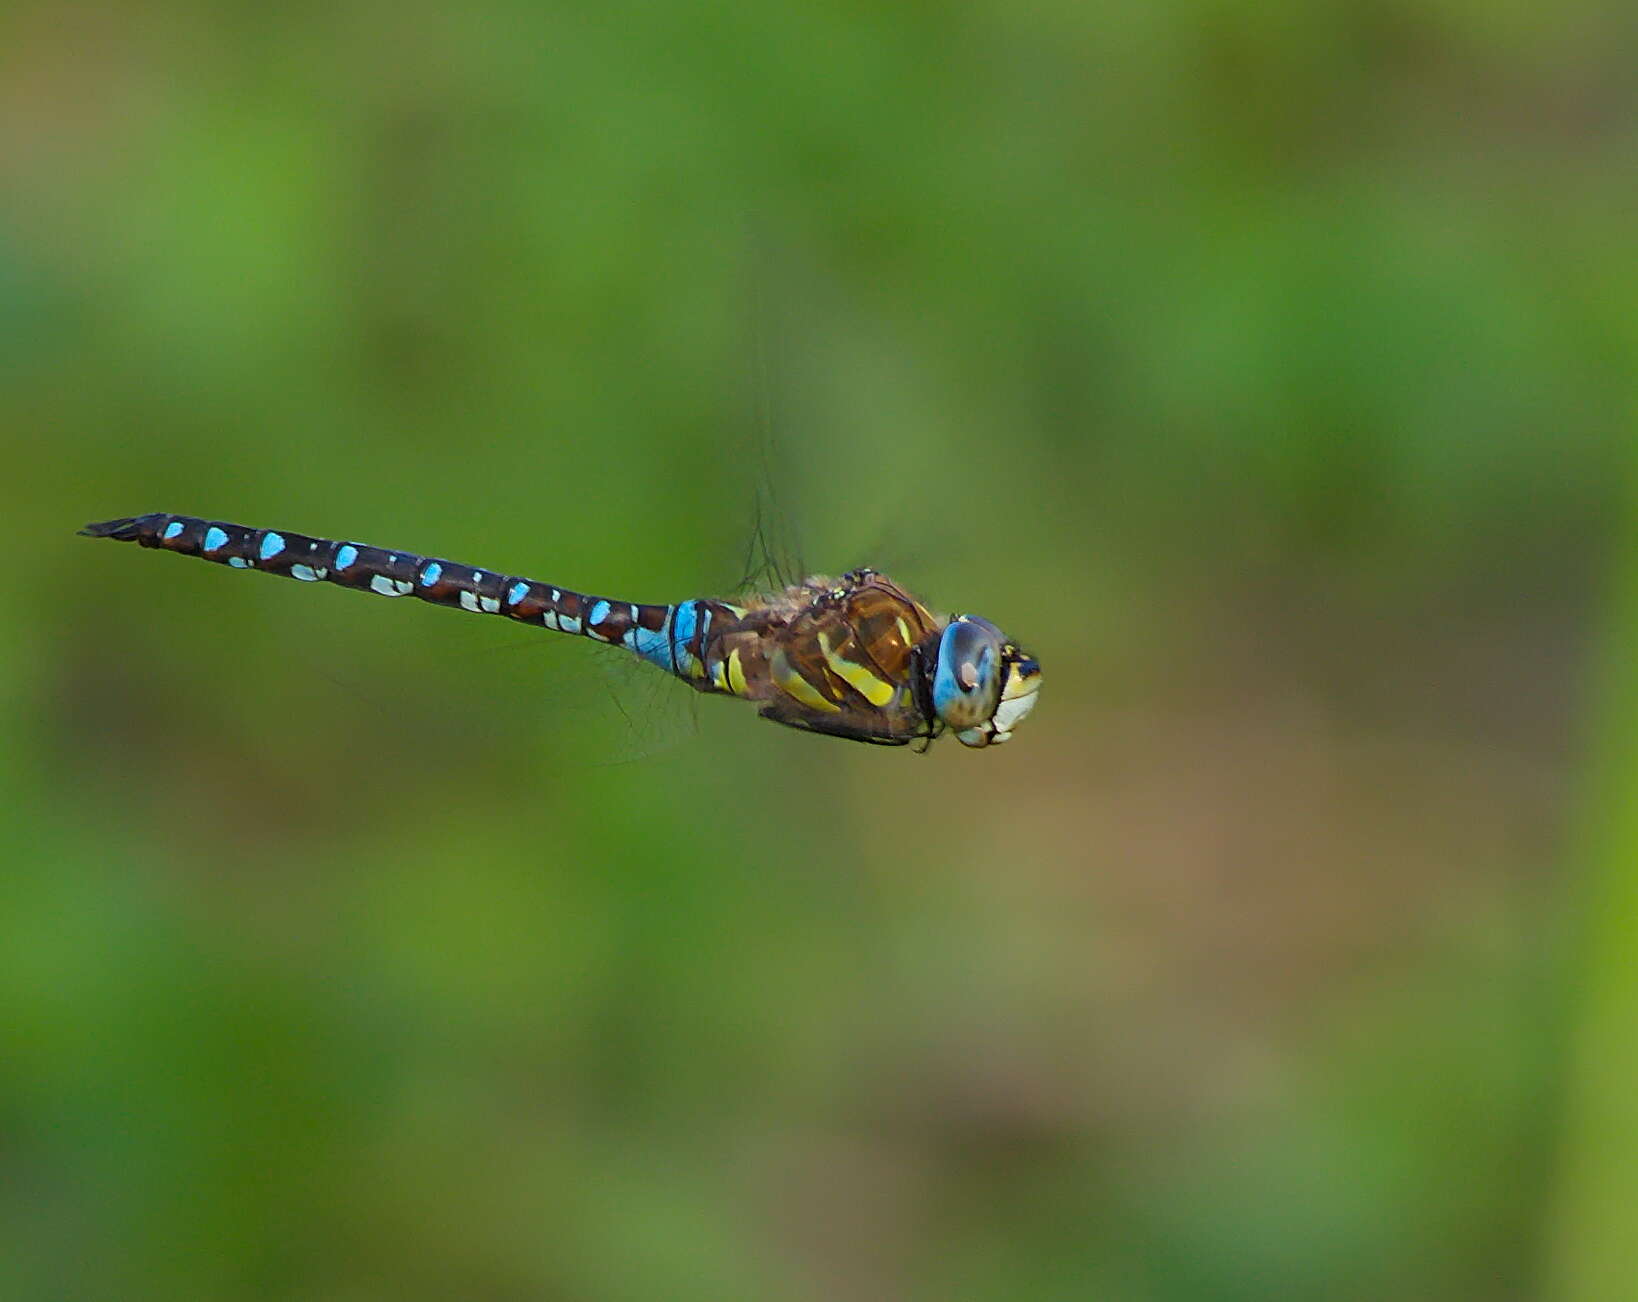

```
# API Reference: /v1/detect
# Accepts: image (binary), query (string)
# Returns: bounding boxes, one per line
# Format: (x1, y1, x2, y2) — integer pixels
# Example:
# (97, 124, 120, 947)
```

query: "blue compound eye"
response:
(932, 617, 1005, 732)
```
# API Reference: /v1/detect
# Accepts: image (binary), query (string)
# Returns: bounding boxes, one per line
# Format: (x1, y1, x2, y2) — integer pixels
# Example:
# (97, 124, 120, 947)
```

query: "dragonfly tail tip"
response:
(79, 517, 144, 540)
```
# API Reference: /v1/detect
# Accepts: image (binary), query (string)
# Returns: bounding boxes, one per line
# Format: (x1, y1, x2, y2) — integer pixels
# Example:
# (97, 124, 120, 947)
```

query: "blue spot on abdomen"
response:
(162, 520, 184, 540)
(259, 532, 285, 561)
(335, 544, 358, 570)
(420, 562, 442, 586)
(203, 526, 228, 552)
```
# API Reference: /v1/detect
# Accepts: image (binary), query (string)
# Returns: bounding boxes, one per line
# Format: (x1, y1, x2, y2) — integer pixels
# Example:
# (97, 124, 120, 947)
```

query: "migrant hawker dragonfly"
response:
(81, 513, 1041, 748)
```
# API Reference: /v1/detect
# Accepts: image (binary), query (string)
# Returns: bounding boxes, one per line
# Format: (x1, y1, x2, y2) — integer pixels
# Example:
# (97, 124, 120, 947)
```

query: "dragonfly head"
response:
(927, 615, 1041, 747)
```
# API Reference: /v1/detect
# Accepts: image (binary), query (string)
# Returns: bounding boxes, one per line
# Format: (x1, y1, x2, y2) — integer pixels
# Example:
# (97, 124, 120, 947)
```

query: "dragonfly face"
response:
(929, 615, 1042, 747)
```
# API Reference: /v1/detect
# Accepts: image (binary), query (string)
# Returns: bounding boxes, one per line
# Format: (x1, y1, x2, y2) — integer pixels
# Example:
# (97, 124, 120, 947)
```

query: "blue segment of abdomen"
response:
(628, 605, 678, 673)
(663, 601, 702, 678)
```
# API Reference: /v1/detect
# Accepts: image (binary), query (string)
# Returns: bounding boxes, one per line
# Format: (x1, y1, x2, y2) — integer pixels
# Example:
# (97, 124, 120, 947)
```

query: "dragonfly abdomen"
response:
(79, 512, 724, 679)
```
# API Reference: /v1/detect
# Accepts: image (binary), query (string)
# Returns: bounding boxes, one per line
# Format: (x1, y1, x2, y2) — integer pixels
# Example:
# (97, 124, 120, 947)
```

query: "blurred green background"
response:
(3, 3, 1634, 1299)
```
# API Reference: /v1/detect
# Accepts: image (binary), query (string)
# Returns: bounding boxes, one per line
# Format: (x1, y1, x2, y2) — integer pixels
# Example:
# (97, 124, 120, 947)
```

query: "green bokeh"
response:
(2, 3, 1631, 1298)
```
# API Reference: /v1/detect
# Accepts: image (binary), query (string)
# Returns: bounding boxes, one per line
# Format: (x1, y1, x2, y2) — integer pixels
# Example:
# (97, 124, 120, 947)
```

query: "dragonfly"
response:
(79, 512, 1041, 748)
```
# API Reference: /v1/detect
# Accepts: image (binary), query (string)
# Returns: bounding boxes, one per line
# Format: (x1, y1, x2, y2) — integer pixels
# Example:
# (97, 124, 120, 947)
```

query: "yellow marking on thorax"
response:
(708, 647, 751, 696)
(818, 632, 896, 706)
(895, 616, 914, 650)
(726, 646, 749, 696)
(770, 647, 840, 712)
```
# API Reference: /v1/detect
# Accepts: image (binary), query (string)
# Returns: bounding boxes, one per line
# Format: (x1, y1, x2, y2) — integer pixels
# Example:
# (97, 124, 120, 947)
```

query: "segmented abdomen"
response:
(81, 512, 732, 682)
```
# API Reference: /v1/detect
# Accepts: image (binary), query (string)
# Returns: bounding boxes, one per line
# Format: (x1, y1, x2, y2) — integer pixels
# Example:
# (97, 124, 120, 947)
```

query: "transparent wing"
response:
(159, 572, 706, 772)
(727, 236, 951, 597)
(726, 274, 810, 599)
(336, 612, 707, 770)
